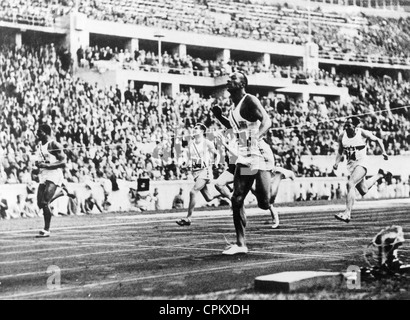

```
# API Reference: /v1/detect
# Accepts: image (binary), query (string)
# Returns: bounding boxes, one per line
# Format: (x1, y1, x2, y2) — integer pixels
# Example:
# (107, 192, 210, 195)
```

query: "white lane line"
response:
(0, 255, 341, 299)
(0, 219, 184, 235)
(0, 242, 139, 256)
(1, 201, 408, 235)
(0, 247, 148, 265)
(0, 241, 363, 280)
(0, 220, 385, 254)
(0, 211, 403, 249)
(0, 212, 398, 241)
(0, 229, 358, 268)
(0, 253, 197, 280)
(0, 225, 351, 245)
(0, 224, 368, 258)
(2, 211, 407, 241)
(1, 204, 404, 298)
(251, 237, 367, 246)
(1, 207, 406, 263)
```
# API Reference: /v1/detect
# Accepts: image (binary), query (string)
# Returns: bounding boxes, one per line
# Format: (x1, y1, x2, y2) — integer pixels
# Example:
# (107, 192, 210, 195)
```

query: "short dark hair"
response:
(238, 72, 248, 88)
(195, 123, 207, 132)
(350, 116, 360, 127)
(39, 124, 51, 135)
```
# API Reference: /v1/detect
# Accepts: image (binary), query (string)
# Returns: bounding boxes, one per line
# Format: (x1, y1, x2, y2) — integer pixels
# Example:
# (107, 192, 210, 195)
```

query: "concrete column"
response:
(303, 42, 319, 72)
(331, 66, 336, 75)
(302, 91, 310, 102)
(267, 90, 275, 100)
(163, 83, 179, 98)
(259, 53, 270, 68)
(68, 13, 90, 68)
(172, 44, 187, 58)
(364, 69, 370, 78)
(398, 71, 402, 83)
(125, 38, 139, 55)
(15, 31, 22, 47)
(216, 49, 230, 63)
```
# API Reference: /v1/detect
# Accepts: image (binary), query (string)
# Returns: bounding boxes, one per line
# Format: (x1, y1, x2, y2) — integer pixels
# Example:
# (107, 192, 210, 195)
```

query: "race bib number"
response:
(192, 162, 203, 169)
(344, 147, 356, 161)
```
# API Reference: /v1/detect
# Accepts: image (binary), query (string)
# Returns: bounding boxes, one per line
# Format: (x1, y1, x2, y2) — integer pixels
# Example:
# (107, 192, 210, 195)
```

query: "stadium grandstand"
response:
(1, 0, 410, 215)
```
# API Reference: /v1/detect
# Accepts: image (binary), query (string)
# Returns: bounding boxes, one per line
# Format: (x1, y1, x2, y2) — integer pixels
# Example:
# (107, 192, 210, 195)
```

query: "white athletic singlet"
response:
(37, 141, 64, 185)
(228, 94, 274, 171)
(342, 128, 368, 173)
(189, 138, 213, 180)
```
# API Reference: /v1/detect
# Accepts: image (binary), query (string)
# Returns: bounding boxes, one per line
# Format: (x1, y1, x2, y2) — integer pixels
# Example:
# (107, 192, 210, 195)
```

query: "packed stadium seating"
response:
(71, 0, 410, 65)
(1, 0, 410, 64)
(1, 0, 410, 218)
(1, 42, 410, 187)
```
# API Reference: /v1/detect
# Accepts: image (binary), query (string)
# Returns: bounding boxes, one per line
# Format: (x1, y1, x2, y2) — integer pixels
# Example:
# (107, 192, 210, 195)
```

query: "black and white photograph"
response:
(1, 0, 410, 307)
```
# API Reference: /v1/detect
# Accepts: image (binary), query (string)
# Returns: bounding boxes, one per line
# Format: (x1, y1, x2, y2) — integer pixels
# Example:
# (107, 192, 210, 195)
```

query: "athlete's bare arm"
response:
(211, 105, 232, 129)
(214, 132, 237, 157)
(207, 140, 221, 166)
(186, 142, 194, 168)
(241, 95, 271, 138)
(361, 130, 388, 160)
(333, 133, 344, 170)
(214, 132, 252, 167)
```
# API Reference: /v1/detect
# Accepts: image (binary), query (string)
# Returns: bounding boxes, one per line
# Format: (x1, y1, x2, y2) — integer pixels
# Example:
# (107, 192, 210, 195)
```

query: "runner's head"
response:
(194, 123, 207, 137)
(226, 72, 248, 93)
(344, 116, 360, 134)
(37, 124, 52, 143)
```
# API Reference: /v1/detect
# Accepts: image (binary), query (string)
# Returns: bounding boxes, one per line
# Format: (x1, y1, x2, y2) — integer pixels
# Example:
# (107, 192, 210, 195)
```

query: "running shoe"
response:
(222, 244, 248, 255)
(176, 218, 191, 226)
(334, 212, 350, 223)
(37, 229, 50, 238)
(271, 209, 280, 229)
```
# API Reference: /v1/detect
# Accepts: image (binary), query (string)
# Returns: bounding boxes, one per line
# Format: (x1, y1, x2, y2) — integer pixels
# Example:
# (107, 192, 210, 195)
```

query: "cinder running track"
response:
(1, 199, 409, 300)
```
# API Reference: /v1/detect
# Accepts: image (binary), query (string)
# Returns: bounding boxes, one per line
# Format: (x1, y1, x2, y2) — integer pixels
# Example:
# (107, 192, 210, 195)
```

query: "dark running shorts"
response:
(227, 163, 236, 175)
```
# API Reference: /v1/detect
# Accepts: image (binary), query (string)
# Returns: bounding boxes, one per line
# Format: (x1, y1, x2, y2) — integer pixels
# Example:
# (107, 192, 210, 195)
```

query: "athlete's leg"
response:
(356, 170, 384, 196)
(92, 198, 103, 213)
(36, 183, 45, 214)
(198, 170, 234, 203)
(270, 173, 283, 204)
(268, 172, 283, 228)
(344, 166, 367, 217)
(37, 181, 59, 232)
(200, 183, 214, 202)
(49, 184, 76, 204)
(254, 170, 281, 228)
(49, 187, 65, 203)
(214, 170, 234, 199)
(186, 178, 208, 220)
(249, 171, 280, 227)
(231, 164, 255, 247)
(254, 170, 272, 210)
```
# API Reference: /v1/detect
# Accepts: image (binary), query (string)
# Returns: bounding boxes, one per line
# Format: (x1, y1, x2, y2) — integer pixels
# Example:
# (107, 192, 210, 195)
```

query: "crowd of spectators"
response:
(73, 0, 410, 65)
(1, 43, 410, 190)
(77, 44, 352, 87)
(0, 0, 72, 27)
(1, 1, 410, 65)
(0, 1, 410, 220)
